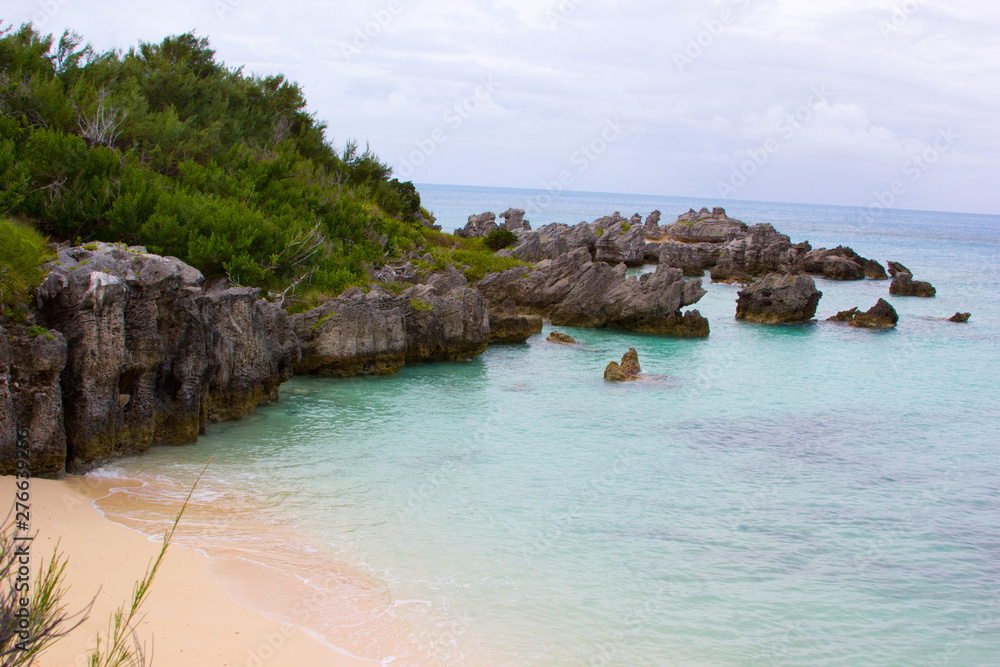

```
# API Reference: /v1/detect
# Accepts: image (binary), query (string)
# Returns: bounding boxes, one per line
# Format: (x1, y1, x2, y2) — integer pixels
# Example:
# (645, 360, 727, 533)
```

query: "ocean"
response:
(93, 184, 1000, 665)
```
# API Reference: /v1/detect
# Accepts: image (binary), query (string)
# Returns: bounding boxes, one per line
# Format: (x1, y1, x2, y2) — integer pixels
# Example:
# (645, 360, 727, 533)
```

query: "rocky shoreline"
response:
(1, 205, 952, 477)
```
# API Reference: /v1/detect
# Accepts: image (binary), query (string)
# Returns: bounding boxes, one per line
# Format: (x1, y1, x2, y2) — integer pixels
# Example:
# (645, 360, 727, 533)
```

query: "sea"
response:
(91, 184, 1000, 666)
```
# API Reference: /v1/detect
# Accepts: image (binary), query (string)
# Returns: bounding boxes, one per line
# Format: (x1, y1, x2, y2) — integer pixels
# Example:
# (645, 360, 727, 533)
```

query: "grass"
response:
(417, 228, 528, 282)
(410, 299, 432, 311)
(0, 218, 53, 322)
(311, 312, 336, 331)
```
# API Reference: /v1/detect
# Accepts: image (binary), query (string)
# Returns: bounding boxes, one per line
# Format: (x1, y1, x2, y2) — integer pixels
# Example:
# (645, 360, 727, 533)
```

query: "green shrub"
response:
(621, 222, 631, 232)
(410, 299, 432, 311)
(483, 228, 518, 251)
(0, 217, 52, 321)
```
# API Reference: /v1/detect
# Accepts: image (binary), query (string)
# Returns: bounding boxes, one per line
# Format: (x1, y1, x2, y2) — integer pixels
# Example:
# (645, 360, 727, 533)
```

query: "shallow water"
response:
(96, 187, 1000, 665)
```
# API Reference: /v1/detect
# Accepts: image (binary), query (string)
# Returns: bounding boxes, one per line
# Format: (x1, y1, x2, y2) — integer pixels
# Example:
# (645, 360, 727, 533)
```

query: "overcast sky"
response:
(6, 0, 999, 214)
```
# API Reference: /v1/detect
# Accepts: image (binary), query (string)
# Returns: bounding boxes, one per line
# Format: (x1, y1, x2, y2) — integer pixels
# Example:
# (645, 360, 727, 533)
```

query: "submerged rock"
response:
(547, 331, 577, 345)
(949, 312, 971, 323)
(735, 274, 822, 324)
(477, 248, 709, 337)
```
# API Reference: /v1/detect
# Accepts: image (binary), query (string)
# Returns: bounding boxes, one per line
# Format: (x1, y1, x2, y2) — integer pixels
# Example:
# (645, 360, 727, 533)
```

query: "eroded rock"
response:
(736, 274, 822, 324)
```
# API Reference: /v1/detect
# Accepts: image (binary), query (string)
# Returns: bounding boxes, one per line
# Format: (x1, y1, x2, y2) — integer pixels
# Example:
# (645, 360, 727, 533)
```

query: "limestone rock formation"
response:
(477, 248, 710, 337)
(455, 212, 498, 238)
(829, 299, 898, 328)
(500, 208, 531, 233)
(605, 348, 641, 382)
(0, 325, 67, 477)
(662, 207, 749, 244)
(34, 243, 299, 472)
(659, 242, 722, 276)
(735, 274, 822, 324)
(711, 224, 810, 284)
(546, 331, 577, 344)
(889, 271, 936, 297)
(293, 267, 490, 375)
(643, 210, 662, 237)
(595, 222, 647, 266)
(489, 299, 542, 344)
(798, 246, 883, 281)
(948, 312, 971, 323)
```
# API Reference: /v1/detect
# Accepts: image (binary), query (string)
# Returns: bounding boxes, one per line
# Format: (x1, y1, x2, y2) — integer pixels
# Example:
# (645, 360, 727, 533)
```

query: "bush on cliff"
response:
(0, 216, 52, 321)
(0, 24, 423, 298)
(418, 228, 527, 282)
(483, 228, 518, 251)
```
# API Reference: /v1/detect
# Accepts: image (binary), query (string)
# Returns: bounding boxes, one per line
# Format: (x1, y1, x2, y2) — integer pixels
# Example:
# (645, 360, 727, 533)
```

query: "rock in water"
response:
(851, 299, 899, 328)
(735, 274, 822, 324)
(476, 248, 710, 337)
(489, 299, 543, 344)
(605, 348, 641, 382)
(662, 207, 749, 244)
(890, 272, 936, 297)
(949, 312, 971, 323)
(620, 347, 640, 375)
(827, 308, 860, 323)
(547, 332, 577, 344)
(604, 362, 629, 382)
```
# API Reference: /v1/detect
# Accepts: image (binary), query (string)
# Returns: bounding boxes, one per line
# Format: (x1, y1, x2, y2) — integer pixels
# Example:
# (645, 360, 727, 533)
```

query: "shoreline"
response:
(1, 475, 404, 667)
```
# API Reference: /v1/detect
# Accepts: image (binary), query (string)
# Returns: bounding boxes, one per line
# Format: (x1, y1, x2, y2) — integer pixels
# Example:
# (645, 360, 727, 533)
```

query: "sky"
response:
(5, 0, 1000, 214)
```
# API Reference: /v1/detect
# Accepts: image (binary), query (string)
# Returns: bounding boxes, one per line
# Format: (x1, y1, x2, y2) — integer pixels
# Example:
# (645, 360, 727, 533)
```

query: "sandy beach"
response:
(1, 475, 379, 667)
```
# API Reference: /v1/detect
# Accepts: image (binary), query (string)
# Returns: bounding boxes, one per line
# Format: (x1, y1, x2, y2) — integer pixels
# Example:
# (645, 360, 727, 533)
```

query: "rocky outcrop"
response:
(595, 222, 646, 266)
(533, 222, 598, 258)
(488, 299, 542, 344)
(798, 246, 884, 281)
(711, 224, 810, 284)
(503, 232, 544, 262)
(546, 332, 576, 345)
(658, 242, 722, 276)
(293, 267, 490, 375)
(31, 243, 299, 473)
(889, 271, 936, 297)
(455, 212, 498, 238)
(0, 325, 67, 477)
(828, 299, 898, 328)
(949, 312, 971, 323)
(500, 208, 531, 233)
(477, 248, 709, 337)
(643, 211, 662, 237)
(662, 207, 749, 244)
(604, 348, 641, 382)
(735, 274, 822, 324)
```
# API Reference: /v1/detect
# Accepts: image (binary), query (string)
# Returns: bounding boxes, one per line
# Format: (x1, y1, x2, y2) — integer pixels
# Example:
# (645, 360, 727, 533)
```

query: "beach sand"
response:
(2, 475, 379, 667)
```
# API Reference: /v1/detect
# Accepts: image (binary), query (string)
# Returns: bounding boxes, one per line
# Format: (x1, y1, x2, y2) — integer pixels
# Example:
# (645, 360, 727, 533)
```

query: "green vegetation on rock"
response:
(0, 24, 425, 298)
(0, 216, 52, 321)
(417, 228, 527, 282)
(483, 228, 518, 251)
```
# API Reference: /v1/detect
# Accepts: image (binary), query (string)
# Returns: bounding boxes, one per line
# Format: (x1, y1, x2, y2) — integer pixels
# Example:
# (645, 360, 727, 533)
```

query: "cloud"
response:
(4, 0, 999, 213)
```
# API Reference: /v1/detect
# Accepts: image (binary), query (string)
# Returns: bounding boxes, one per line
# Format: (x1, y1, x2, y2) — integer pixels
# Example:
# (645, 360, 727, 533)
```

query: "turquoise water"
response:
(98, 186, 1000, 665)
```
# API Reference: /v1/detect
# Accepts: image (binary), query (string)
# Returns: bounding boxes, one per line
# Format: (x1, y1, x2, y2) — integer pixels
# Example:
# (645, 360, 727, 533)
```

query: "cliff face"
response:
(33, 243, 299, 473)
(0, 325, 67, 477)
(291, 268, 491, 376)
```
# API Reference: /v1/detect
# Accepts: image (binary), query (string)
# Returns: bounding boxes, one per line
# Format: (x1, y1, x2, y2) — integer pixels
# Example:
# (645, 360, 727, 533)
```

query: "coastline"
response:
(0, 475, 398, 667)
